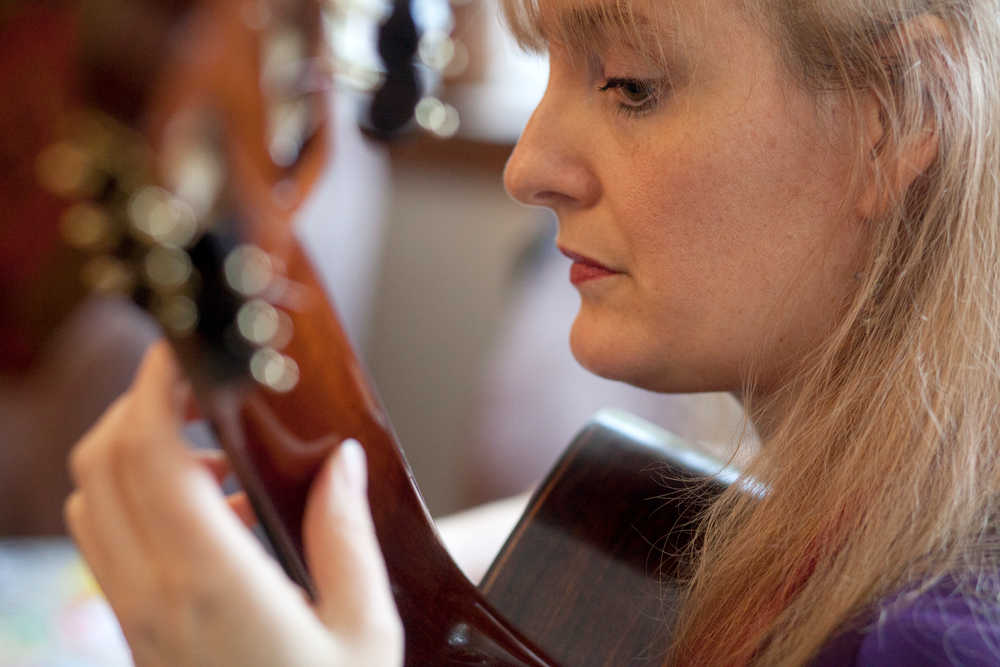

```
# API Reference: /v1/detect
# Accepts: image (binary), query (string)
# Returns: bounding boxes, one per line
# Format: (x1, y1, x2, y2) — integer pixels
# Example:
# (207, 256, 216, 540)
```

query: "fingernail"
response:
(337, 438, 367, 494)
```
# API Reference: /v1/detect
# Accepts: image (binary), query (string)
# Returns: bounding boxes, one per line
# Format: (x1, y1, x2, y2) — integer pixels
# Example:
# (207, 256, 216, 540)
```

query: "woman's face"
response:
(504, 0, 868, 395)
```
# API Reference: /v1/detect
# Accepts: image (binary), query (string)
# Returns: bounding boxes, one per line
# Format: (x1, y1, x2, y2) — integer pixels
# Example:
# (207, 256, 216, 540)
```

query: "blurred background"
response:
(0, 0, 748, 534)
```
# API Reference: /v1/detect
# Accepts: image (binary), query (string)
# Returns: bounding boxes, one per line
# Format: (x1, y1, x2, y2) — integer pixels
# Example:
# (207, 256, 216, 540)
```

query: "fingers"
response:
(66, 396, 153, 601)
(225, 491, 259, 528)
(183, 387, 202, 422)
(304, 440, 402, 661)
(67, 343, 405, 666)
(66, 343, 254, 589)
(190, 450, 258, 528)
(193, 449, 233, 485)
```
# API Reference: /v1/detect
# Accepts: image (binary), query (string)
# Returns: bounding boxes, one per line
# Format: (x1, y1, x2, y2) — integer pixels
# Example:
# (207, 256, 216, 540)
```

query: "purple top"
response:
(810, 579, 1000, 665)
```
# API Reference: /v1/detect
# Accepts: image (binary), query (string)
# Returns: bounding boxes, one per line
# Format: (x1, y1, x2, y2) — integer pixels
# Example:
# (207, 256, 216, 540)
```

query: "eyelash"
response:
(597, 77, 662, 117)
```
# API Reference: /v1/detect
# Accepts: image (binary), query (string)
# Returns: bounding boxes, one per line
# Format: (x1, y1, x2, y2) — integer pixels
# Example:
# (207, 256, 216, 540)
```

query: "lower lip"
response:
(570, 262, 618, 285)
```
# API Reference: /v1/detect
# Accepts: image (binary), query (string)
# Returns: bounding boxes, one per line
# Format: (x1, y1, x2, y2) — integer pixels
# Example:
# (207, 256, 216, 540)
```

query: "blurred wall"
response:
(364, 139, 542, 515)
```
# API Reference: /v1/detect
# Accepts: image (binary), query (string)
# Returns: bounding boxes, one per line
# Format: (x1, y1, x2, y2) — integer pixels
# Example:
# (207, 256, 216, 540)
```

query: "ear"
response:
(855, 15, 949, 220)
(855, 97, 939, 220)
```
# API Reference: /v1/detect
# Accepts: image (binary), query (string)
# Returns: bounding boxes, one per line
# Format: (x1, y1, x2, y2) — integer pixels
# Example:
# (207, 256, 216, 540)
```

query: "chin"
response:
(568, 313, 736, 394)
(568, 317, 669, 392)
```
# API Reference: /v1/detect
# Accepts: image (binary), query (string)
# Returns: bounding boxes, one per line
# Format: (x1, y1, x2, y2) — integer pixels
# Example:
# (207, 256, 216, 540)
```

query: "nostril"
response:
(532, 190, 577, 206)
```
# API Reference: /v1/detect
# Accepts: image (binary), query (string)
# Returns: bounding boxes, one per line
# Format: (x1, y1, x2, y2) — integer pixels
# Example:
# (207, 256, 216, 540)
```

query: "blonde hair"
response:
(501, 0, 1000, 663)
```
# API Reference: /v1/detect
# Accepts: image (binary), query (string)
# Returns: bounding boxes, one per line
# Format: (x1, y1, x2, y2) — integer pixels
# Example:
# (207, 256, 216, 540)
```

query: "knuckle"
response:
(69, 394, 135, 485)
(62, 492, 84, 534)
(67, 444, 93, 485)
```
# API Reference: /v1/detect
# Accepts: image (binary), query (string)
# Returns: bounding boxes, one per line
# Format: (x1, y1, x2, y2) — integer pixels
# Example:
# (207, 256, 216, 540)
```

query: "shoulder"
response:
(855, 579, 1000, 666)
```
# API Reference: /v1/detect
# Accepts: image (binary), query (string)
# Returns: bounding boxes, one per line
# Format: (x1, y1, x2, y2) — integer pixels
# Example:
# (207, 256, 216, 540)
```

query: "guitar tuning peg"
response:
(128, 186, 199, 248)
(154, 294, 199, 337)
(59, 202, 115, 251)
(414, 96, 460, 137)
(80, 255, 136, 295)
(237, 298, 282, 346)
(250, 347, 300, 393)
(224, 244, 275, 297)
(143, 246, 194, 292)
(35, 141, 100, 199)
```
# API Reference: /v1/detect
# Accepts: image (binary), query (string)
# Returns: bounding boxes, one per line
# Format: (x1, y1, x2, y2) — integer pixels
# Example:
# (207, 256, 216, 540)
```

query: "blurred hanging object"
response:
(366, 0, 420, 136)
(322, 0, 460, 137)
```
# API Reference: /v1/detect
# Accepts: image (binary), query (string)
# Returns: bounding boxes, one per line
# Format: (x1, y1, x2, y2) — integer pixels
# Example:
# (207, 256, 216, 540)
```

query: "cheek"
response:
(619, 135, 785, 311)
(625, 102, 854, 295)
(605, 107, 861, 387)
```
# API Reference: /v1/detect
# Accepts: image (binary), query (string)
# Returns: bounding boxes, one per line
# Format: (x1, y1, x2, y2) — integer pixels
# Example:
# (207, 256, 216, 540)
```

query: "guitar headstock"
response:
(1, 0, 327, 375)
(1, 0, 459, 379)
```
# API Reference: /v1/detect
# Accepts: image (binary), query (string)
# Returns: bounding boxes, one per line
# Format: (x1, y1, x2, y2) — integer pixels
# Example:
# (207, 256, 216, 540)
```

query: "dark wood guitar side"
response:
(482, 411, 735, 666)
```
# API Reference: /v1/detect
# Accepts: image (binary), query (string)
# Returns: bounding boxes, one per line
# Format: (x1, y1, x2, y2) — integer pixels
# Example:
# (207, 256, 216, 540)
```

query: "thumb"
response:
(303, 439, 403, 652)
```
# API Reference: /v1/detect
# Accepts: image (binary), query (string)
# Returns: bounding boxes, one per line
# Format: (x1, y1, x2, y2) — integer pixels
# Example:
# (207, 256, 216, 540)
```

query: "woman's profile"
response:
(58, 0, 1000, 664)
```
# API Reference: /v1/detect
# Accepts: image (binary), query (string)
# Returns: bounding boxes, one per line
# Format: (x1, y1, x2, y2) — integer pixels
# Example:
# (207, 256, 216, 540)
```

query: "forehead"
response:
(519, 0, 741, 63)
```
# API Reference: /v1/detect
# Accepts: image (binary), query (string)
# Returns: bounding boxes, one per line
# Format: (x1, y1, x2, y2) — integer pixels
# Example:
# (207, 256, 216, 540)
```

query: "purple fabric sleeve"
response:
(812, 581, 1000, 666)
(856, 592, 1000, 665)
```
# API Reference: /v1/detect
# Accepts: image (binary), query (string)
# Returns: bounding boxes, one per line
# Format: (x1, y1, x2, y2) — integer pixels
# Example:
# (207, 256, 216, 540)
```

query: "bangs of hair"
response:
(499, 0, 670, 67)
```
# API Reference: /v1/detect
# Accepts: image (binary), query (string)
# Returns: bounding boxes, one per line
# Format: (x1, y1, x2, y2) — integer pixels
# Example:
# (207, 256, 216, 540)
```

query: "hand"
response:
(65, 342, 403, 667)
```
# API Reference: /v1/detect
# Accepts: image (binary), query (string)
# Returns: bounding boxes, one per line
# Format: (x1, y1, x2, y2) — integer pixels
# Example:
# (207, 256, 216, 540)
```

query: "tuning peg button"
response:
(60, 202, 114, 251)
(128, 186, 199, 248)
(35, 142, 99, 199)
(237, 298, 282, 346)
(80, 255, 135, 295)
(143, 246, 194, 291)
(224, 245, 275, 297)
(155, 294, 199, 337)
(250, 347, 300, 393)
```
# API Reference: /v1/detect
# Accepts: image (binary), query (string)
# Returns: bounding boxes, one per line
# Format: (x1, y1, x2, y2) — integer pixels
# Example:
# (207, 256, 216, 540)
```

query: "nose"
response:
(503, 86, 601, 210)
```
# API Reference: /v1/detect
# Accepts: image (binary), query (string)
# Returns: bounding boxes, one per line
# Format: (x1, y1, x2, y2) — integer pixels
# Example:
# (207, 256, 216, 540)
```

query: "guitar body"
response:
(483, 410, 734, 665)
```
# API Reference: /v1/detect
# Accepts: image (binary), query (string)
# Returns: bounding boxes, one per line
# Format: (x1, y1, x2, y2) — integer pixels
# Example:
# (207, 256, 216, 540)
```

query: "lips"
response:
(558, 246, 621, 285)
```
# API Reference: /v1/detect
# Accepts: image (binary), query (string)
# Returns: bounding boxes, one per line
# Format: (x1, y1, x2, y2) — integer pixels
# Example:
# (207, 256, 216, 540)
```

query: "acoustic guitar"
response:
(2, 0, 733, 663)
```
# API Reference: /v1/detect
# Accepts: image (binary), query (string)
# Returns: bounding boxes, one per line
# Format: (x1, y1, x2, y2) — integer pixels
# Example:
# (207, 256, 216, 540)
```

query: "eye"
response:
(597, 78, 661, 115)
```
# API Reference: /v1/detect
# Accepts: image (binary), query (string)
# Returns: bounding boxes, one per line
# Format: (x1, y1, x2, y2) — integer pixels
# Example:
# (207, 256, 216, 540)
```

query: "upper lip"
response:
(558, 246, 620, 273)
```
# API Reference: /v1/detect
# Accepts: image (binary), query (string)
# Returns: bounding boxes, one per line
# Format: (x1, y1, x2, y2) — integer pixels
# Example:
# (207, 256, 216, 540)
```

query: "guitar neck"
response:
(173, 235, 554, 665)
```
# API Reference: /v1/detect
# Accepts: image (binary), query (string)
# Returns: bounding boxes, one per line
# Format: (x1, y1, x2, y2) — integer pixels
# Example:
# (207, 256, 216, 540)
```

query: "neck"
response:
(734, 382, 792, 447)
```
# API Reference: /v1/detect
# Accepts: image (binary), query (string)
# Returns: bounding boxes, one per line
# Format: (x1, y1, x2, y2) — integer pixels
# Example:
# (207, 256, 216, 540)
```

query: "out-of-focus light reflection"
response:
(224, 245, 274, 298)
(415, 96, 460, 137)
(251, 347, 301, 393)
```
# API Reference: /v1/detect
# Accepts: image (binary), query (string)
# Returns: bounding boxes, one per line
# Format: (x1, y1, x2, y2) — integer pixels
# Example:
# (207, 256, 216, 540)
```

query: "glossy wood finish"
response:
(482, 410, 735, 665)
(182, 240, 555, 665)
